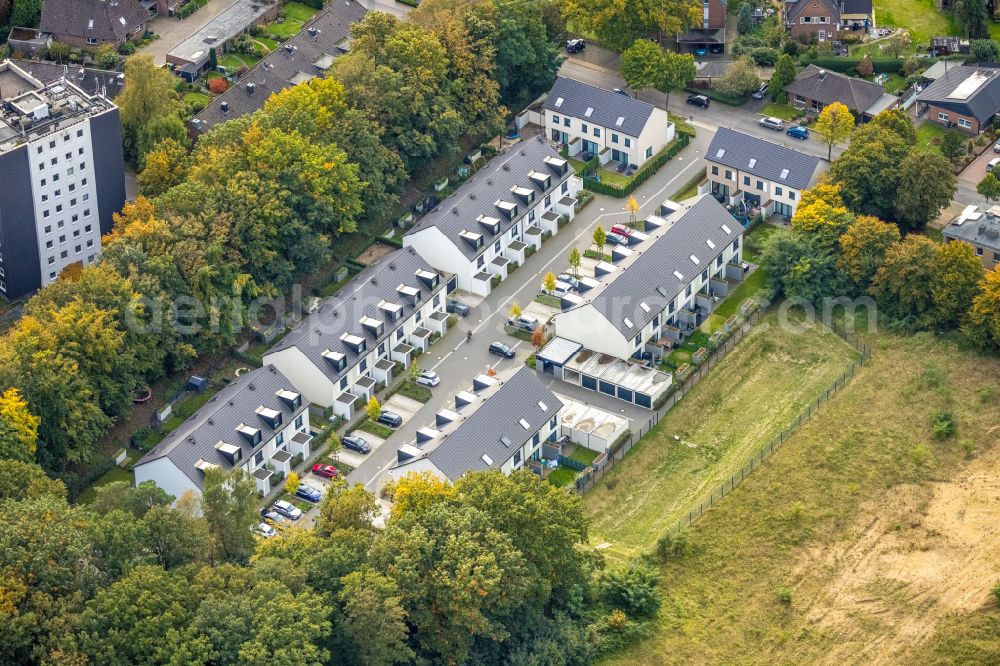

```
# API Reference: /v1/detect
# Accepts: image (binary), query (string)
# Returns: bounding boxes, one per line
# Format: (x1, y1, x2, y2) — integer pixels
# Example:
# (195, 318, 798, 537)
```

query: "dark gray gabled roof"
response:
(916, 65, 1000, 124)
(191, 0, 366, 134)
(135, 365, 308, 490)
(784, 0, 840, 23)
(9, 59, 125, 98)
(543, 76, 655, 137)
(265, 247, 445, 385)
(405, 137, 573, 260)
(580, 195, 741, 336)
(40, 0, 147, 43)
(706, 127, 820, 190)
(427, 367, 563, 481)
(841, 0, 872, 14)
(942, 204, 1000, 252)
(784, 65, 886, 115)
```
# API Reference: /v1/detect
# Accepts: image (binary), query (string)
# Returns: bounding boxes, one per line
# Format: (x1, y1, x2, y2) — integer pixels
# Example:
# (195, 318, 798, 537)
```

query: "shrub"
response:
(750, 47, 778, 66)
(607, 609, 628, 632)
(208, 77, 229, 94)
(119, 42, 137, 56)
(600, 562, 662, 619)
(777, 587, 793, 605)
(655, 529, 692, 560)
(931, 411, 957, 439)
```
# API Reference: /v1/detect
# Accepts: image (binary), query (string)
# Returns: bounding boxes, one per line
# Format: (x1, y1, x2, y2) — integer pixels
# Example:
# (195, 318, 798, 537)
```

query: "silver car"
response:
(758, 116, 784, 131)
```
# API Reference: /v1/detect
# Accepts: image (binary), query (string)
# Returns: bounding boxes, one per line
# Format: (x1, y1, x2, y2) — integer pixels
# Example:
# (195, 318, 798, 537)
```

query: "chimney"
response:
(246, 82, 255, 94)
(220, 100, 229, 114)
(817, 69, 826, 81)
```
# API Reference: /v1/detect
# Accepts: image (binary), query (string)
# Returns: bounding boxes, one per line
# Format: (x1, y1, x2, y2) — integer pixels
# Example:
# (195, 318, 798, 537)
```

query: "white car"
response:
(254, 522, 277, 538)
(415, 370, 440, 387)
(988, 157, 1000, 173)
(543, 280, 573, 298)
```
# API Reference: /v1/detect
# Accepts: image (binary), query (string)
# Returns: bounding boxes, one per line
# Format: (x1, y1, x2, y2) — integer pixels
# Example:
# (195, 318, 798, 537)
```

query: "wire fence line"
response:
(573, 307, 873, 545)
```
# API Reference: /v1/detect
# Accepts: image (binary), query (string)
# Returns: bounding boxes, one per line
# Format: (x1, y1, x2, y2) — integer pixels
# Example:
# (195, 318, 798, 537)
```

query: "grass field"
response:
(670, 167, 705, 202)
(584, 310, 859, 561)
(917, 120, 948, 154)
(265, 2, 317, 39)
(760, 102, 801, 121)
(599, 329, 1000, 665)
(875, 0, 956, 45)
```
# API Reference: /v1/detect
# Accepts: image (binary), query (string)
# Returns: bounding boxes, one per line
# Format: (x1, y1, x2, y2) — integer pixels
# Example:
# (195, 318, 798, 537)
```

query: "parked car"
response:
(557, 273, 581, 291)
(612, 88, 629, 97)
(271, 499, 301, 520)
(543, 280, 572, 298)
(786, 125, 809, 140)
(694, 46, 708, 56)
(565, 38, 585, 53)
(260, 509, 286, 525)
(610, 224, 634, 237)
(508, 314, 539, 332)
(993, 138, 1000, 153)
(377, 410, 403, 428)
(751, 83, 769, 99)
(709, 44, 724, 54)
(295, 483, 323, 504)
(604, 232, 627, 246)
(686, 94, 710, 109)
(489, 341, 516, 359)
(311, 463, 339, 479)
(342, 434, 372, 454)
(446, 299, 471, 316)
(415, 370, 440, 387)
(254, 522, 277, 538)
(989, 157, 1000, 173)
(759, 116, 784, 131)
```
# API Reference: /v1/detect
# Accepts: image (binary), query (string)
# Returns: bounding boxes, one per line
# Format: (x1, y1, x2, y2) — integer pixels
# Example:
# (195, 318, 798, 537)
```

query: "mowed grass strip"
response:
(585, 310, 858, 560)
(600, 331, 1000, 665)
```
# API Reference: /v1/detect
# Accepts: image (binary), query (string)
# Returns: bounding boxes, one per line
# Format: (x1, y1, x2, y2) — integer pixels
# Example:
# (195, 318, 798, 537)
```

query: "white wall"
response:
(635, 107, 675, 164)
(544, 109, 673, 167)
(134, 457, 202, 503)
(554, 304, 632, 359)
(387, 456, 446, 482)
(263, 346, 336, 408)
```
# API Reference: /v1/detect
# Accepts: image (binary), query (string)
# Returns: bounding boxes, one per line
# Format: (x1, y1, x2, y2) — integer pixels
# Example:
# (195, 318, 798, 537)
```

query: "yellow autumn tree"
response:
(964, 265, 1000, 350)
(0, 388, 39, 463)
(384, 471, 457, 517)
(791, 182, 854, 250)
(836, 215, 900, 291)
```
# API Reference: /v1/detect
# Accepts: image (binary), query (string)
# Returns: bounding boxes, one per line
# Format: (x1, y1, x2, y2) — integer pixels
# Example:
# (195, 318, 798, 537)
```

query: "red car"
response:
(611, 224, 634, 237)
(311, 464, 339, 479)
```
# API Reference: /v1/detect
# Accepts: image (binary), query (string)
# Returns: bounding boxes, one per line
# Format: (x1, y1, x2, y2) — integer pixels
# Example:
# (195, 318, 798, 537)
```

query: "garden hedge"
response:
(801, 56, 903, 74)
(581, 134, 690, 198)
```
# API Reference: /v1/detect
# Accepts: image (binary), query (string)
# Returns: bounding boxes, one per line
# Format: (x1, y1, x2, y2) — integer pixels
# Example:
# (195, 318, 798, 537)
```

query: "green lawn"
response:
(547, 466, 579, 488)
(252, 37, 278, 53)
(353, 419, 395, 440)
(759, 102, 801, 121)
(567, 157, 631, 187)
(535, 293, 562, 309)
(671, 167, 705, 202)
(184, 92, 211, 109)
(584, 310, 859, 561)
(265, 1, 317, 39)
(567, 446, 599, 466)
(392, 380, 432, 404)
(220, 53, 260, 71)
(699, 223, 777, 333)
(916, 120, 948, 154)
(601, 330, 1000, 665)
(875, 0, 956, 45)
(278, 493, 313, 513)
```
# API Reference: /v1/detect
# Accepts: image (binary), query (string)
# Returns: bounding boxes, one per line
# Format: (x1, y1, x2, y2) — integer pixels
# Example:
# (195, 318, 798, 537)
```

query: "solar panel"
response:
(947, 70, 994, 100)
(673, 270, 683, 279)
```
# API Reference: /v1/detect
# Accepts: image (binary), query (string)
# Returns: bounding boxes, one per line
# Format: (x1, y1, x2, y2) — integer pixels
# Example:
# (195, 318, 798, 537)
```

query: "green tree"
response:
(969, 38, 1000, 62)
(10, 0, 41, 27)
(366, 397, 381, 422)
(940, 130, 967, 163)
(964, 265, 1000, 350)
(0, 387, 38, 463)
(769, 53, 797, 103)
(600, 561, 662, 619)
(954, 0, 990, 39)
(209, 46, 218, 69)
(857, 53, 874, 77)
(870, 235, 940, 325)
(828, 122, 911, 220)
(91, 479, 174, 516)
(655, 51, 696, 111)
(0, 459, 65, 500)
(568, 247, 582, 277)
(737, 2, 755, 34)
(930, 240, 983, 329)
(714, 56, 760, 99)
(894, 150, 956, 232)
(116, 55, 187, 167)
(315, 482, 380, 535)
(980, 172, 1000, 202)
(560, 0, 701, 52)
(836, 215, 901, 293)
(339, 570, 414, 666)
(201, 468, 259, 564)
(142, 504, 210, 569)
(408, 360, 420, 382)
(93, 43, 119, 70)
(45, 41, 71, 63)
(89, 508, 152, 582)
(869, 108, 917, 146)
(761, 227, 837, 303)
(593, 225, 607, 257)
(137, 137, 190, 197)
(813, 101, 854, 160)
(620, 39, 662, 96)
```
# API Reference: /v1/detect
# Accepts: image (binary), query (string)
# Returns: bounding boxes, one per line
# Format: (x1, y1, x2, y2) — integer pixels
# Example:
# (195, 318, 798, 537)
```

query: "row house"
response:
(263, 247, 449, 419)
(404, 136, 580, 296)
(133, 365, 312, 500)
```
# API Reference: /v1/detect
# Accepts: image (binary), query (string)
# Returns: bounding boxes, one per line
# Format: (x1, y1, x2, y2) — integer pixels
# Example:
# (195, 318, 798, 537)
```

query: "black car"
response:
(377, 410, 403, 428)
(612, 88, 630, 97)
(709, 44, 724, 54)
(447, 299, 470, 317)
(686, 94, 710, 109)
(342, 434, 372, 454)
(489, 341, 515, 359)
(566, 38, 585, 54)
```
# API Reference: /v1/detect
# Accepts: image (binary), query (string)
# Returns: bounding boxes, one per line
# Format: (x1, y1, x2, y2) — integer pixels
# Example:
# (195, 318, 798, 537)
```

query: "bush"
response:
(119, 42, 137, 56)
(777, 587, 793, 605)
(932, 411, 957, 439)
(600, 562, 662, 619)
(654, 529, 692, 560)
(750, 47, 778, 66)
(208, 77, 229, 94)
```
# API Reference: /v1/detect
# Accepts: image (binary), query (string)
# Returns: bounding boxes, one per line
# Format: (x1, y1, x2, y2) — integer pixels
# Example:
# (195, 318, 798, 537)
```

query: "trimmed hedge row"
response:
(581, 133, 690, 198)
(801, 56, 903, 74)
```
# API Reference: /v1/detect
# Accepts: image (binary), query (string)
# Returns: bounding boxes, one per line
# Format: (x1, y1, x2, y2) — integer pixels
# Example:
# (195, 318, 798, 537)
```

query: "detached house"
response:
(133, 365, 312, 500)
(388, 366, 564, 483)
(263, 247, 448, 419)
(39, 0, 148, 48)
(943, 204, 1000, 269)
(542, 76, 675, 169)
(702, 127, 821, 218)
(782, 0, 872, 42)
(403, 137, 580, 296)
(784, 65, 898, 120)
(916, 66, 1000, 134)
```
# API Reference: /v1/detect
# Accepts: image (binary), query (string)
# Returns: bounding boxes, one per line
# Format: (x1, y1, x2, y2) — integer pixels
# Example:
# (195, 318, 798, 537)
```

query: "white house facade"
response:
(133, 365, 312, 501)
(542, 76, 675, 168)
(403, 136, 581, 296)
(263, 247, 449, 419)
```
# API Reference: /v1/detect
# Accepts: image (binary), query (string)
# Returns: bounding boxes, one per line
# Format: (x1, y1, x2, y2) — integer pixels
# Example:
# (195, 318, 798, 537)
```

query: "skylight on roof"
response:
(640, 302, 651, 313)
(482, 453, 494, 465)
(657, 286, 668, 297)
(673, 270, 683, 280)
(554, 97, 564, 108)
(748, 158, 757, 169)
(88, 19, 94, 29)
(623, 317, 634, 328)
(721, 223, 732, 234)
(780, 168, 790, 180)
(501, 435, 512, 447)
(584, 107, 594, 117)
(716, 148, 725, 158)
(538, 401, 548, 412)
(615, 116, 625, 126)
(119, 17, 127, 26)
(706, 239, 716, 249)
(519, 418, 531, 429)
(690, 254, 700, 265)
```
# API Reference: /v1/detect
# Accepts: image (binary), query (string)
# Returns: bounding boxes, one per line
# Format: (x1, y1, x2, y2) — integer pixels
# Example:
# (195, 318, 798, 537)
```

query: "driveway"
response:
(140, 0, 249, 66)
(336, 433, 385, 468)
(959, 146, 998, 187)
